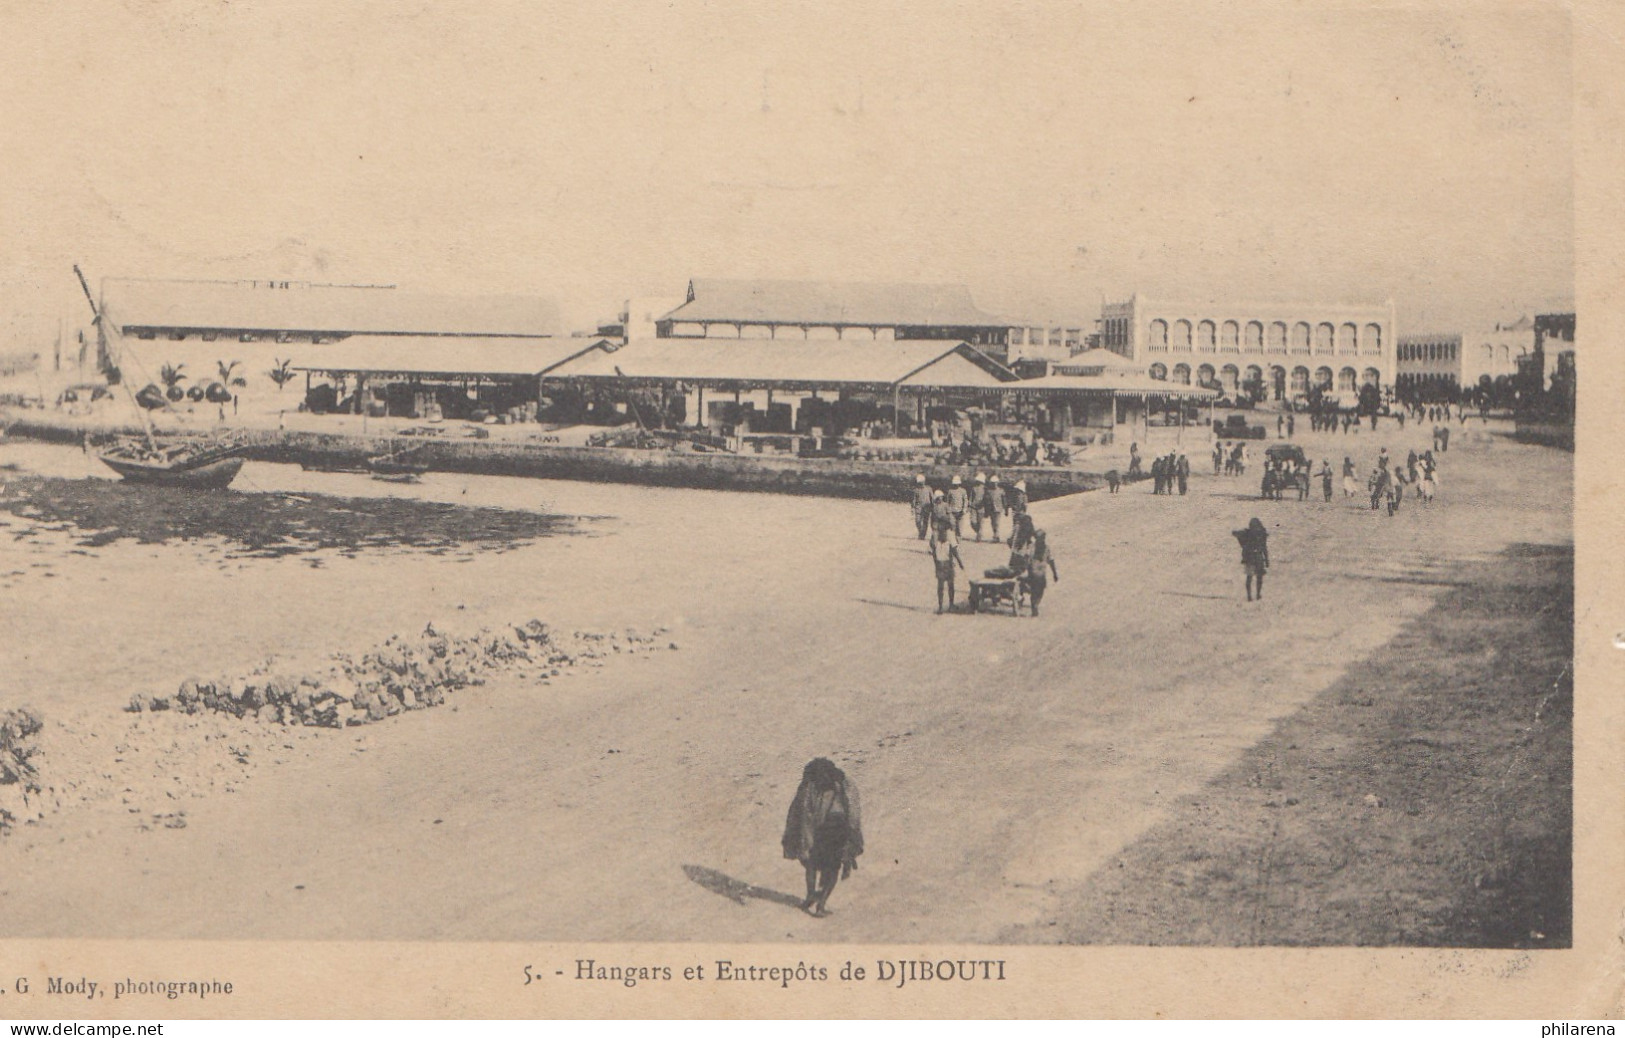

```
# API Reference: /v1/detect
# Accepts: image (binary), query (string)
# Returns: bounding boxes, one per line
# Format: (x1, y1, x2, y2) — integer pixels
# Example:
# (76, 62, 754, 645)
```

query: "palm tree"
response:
(267, 358, 296, 392)
(216, 359, 248, 388)
(160, 362, 189, 401)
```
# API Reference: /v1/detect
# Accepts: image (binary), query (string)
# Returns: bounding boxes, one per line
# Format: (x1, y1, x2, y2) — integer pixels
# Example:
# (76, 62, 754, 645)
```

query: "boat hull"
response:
(99, 453, 246, 489)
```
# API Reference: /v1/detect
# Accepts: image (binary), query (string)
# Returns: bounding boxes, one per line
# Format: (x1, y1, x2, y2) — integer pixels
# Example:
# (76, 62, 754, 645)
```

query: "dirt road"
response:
(0, 424, 1571, 943)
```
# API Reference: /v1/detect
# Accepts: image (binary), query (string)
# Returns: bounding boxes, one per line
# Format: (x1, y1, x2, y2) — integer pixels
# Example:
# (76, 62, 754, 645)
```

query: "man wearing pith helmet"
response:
(910, 473, 933, 540)
(946, 474, 969, 539)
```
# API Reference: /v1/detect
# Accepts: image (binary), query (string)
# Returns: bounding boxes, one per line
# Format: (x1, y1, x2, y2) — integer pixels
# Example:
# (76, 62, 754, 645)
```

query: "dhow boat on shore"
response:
(98, 437, 247, 489)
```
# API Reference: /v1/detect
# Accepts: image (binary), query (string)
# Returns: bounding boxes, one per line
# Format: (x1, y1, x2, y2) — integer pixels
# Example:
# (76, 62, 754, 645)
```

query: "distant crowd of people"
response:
(1359, 446, 1441, 516)
(941, 426, 1071, 468)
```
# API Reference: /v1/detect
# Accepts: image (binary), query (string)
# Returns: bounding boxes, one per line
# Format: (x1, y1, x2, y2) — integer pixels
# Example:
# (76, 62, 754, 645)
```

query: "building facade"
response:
(1462, 315, 1536, 389)
(1098, 294, 1397, 401)
(655, 278, 1011, 351)
(1004, 319, 1092, 363)
(1531, 312, 1576, 390)
(1516, 313, 1575, 448)
(1395, 317, 1536, 400)
(103, 277, 562, 343)
(1395, 332, 1463, 399)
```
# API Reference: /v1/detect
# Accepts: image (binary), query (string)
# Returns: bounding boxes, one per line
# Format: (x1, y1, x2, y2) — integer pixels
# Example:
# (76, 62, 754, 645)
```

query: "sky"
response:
(0, 1, 1574, 344)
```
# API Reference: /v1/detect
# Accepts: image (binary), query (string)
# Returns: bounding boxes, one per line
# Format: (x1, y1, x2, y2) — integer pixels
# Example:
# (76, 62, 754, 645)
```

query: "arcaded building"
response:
(1097, 294, 1396, 401)
(1395, 332, 1464, 398)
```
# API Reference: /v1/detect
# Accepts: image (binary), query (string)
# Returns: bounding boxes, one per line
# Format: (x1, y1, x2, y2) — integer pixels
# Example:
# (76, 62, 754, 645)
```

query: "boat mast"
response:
(74, 264, 157, 452)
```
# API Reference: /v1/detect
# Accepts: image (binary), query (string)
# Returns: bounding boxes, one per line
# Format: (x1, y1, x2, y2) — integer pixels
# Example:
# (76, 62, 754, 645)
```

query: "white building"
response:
(1004, 318, 1093, 363)
(1098, 294, 1397, 401)
(1462, 315, 1536, 389)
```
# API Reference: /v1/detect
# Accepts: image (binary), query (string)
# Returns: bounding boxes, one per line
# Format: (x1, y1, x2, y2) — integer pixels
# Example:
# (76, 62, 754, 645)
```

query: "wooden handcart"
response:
(968, 574, 1031, 616)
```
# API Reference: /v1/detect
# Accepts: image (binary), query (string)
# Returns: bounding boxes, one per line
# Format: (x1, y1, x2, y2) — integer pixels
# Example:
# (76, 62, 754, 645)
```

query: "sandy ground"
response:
(1005, 541, 1572, 947)
(0, 419, 1571, 943)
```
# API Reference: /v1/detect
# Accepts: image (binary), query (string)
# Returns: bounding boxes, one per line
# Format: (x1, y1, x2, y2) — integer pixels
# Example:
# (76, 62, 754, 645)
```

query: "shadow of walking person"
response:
(681, 865, 804, 909)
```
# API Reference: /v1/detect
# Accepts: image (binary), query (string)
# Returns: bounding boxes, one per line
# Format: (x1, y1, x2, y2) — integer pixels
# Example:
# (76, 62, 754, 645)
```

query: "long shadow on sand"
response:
(855, 597, 936, 614)
(0, 475, 587, 559)
(682, 865, 804, 909)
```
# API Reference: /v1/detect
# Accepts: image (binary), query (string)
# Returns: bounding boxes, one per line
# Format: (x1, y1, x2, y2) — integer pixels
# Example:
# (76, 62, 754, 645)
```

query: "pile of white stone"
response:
(0, 707, 44, 830)
(128, 621, 674, 728)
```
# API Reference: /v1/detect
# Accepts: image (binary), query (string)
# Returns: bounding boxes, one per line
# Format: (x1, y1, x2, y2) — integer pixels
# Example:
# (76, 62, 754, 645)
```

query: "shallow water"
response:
(0, 440, 882, 717)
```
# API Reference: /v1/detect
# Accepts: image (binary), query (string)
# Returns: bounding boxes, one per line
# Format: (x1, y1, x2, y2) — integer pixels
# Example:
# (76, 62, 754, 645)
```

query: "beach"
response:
(0, 421, 1571, 945)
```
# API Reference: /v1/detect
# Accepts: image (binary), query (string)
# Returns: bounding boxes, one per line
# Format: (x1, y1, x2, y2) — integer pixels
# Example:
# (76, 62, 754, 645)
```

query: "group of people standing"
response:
(1412, 402, 1469, 425)
(1150, 452, 1190, 495)
(1214, 440, 1251, 477)
(1365, 446, 1440, 516)
(910, 471, 1028, 543)
(912, 472, 1057, 616)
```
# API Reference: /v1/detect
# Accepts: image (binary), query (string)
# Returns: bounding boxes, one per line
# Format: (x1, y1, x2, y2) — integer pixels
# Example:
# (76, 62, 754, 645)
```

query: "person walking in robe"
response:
(1369, 465, 1389, 511)
(1342, 456, 1358, 498)
(1212, 441, 1224, 476)
(1175, 452, 1190, 495)
(1009, 513, 1060, 617)
(1232, 517, 1270, 602)
(782, 758, 863, 917)
(910, 475, 933, 540)
(1151, 454, 1166, 494)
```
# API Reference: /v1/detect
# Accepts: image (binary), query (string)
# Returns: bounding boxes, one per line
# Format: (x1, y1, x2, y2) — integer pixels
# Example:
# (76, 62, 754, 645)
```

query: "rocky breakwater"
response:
(129, 620, 675, 727)
(1, 621, 675, 838)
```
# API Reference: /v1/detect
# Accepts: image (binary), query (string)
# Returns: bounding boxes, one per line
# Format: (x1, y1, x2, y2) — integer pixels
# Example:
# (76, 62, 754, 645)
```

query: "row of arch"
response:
(1480, 343, 1528, 364)
(1147, 362, 1382, 396)
(1398, 339, 1457, 363)
(1395, 341, 1531, 366)
(1146, 319, 1382, 356)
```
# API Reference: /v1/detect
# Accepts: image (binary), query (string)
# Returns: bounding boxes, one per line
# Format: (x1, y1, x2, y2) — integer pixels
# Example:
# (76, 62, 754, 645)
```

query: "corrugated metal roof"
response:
(661, 278, 1008, 328)
(550, 338, 1016, 388)
(288, 336, 612, 378)
(103, 279, 562, 337)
